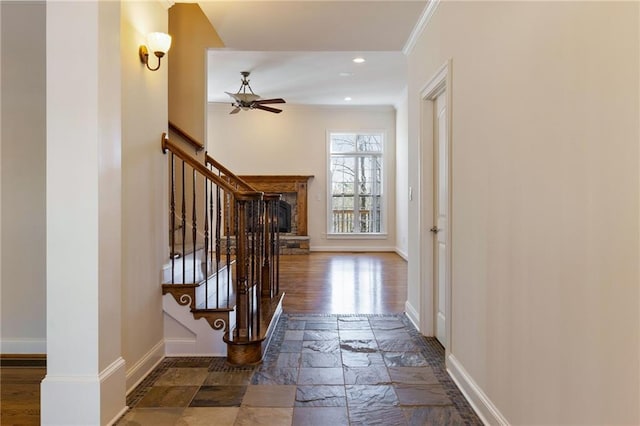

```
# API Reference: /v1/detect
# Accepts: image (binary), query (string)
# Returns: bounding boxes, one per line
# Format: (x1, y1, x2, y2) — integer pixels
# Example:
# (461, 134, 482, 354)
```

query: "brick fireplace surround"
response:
(240, 175, 313, 254)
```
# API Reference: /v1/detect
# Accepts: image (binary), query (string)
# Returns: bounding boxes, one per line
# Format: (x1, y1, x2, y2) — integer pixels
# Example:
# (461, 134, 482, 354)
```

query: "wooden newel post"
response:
(262, 194, 281, 298)
(235, 197, 249, 340)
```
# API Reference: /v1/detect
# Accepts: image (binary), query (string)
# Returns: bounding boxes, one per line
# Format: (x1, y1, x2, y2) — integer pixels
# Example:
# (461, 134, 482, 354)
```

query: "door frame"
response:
(419, 59, 453, 354)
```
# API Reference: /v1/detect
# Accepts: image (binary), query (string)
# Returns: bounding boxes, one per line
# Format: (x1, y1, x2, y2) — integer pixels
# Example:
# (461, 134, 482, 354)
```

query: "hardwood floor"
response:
(0, 252, 407, 425)
(279, 252, 407, 314)
(0, 367, 45, 426)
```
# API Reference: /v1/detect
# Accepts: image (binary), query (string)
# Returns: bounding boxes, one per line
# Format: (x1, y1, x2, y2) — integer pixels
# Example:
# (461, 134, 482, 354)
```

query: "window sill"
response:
(326, 233, 388, 240)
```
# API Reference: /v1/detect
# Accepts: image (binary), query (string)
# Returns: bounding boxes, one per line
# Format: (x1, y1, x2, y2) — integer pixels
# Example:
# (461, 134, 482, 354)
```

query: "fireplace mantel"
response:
(239, 175, 313, 236)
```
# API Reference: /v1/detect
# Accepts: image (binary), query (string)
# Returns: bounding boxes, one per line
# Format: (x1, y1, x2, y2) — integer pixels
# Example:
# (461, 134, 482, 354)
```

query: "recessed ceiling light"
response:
(339, 72, 354, 77)
(352, 57, 365, 64)
(344, 97, 352, 101)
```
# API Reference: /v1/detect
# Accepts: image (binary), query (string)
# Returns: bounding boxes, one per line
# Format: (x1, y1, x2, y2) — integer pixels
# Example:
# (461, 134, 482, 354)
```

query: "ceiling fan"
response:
(225, 71, 286, 114)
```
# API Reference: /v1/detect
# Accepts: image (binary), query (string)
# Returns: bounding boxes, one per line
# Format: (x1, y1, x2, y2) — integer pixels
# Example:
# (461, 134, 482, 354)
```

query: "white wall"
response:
(406, 1, 639, 424)
(0, 1, 46, 354)
(120, 0, 168, 391)
(395, 88, 409, 259)
(0, 2, 3, 355)
(208, 103, 397, 251)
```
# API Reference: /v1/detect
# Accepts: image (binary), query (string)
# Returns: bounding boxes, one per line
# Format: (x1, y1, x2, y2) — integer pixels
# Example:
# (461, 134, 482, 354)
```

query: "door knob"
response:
(430, 226, 440, 233)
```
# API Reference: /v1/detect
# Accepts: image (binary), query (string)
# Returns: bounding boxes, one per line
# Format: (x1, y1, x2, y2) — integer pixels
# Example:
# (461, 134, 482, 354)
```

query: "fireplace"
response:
(239, 175, 313, 237)
(240, 175, 314, 254)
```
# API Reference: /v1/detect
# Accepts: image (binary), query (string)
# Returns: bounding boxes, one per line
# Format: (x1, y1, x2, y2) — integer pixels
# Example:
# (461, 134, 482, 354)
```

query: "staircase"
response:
(161, 123, 284, 365)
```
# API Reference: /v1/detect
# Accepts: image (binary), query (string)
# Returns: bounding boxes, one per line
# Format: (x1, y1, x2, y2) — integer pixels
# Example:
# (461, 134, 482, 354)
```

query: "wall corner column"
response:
(41, 1, 125, 424)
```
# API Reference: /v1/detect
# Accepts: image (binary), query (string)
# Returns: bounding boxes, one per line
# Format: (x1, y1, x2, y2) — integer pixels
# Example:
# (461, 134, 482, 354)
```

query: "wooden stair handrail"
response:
(168, 121, 205, 152)
(205, 153, 255, 193)
(162, 133, 262, 199)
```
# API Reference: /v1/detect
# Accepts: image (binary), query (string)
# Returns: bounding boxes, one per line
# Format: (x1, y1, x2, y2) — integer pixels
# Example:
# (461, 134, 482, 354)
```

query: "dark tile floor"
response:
(119, 314, 481, 425)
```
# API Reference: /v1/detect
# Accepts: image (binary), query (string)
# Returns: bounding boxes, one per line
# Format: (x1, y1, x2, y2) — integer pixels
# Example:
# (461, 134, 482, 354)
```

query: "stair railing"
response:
(205, 154, 281, 305)
(162, 133, 273, 344)
(168, 121, 205, 153)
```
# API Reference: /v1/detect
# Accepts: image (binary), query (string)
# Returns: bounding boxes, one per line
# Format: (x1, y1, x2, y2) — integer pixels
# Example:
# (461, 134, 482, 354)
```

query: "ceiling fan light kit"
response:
(226, 71, 286, 114)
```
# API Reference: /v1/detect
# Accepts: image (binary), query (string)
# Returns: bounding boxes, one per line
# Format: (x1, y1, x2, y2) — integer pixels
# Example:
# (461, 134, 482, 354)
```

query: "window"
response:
(328, 132, 383, 234)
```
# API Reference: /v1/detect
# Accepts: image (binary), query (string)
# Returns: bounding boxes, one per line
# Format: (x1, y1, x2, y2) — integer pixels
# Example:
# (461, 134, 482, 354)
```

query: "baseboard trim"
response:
(0, 353, 46, 358)
(41, 357, 126, 425)
(100, 357, 127, 425)
(163, 337, 226, 357)
(107, 406, 130, 426)
(100, 357, 125, 382)
(395, 248, 408, 261)
(447, 354, 509, 426)
(125, 340, 165, 395)
(310, 246, 396, 252)
(404, 300, 420, 331)
(0, 353, 46, 367)
(1, 338, 46, 354)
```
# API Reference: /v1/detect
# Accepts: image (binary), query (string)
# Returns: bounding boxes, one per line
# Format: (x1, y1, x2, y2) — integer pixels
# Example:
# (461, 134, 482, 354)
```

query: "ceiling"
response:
(199, 1, 427, 107)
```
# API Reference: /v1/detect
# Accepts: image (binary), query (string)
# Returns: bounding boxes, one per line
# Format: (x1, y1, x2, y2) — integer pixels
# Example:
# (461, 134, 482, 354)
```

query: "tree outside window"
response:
(329, 132, 383, 234)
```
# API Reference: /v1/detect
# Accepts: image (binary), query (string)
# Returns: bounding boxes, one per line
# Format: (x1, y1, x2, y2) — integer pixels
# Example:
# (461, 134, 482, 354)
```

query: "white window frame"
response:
(326, 130, 387, 239)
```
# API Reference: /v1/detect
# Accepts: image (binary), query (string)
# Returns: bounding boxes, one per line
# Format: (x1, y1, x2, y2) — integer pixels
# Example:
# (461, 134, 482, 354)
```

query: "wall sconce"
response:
(139, 32, 172, 71)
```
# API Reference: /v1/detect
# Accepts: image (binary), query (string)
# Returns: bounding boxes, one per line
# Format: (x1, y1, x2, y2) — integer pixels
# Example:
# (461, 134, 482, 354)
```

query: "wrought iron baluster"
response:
(181, 160, 186, 284)
(170, 153, 176, 284)
(192, 169, 197, 284)
(204, 177, 209, 309)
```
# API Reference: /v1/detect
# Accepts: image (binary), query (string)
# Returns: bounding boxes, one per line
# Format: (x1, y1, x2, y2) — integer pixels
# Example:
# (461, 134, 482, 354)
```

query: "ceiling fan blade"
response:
(253, 98, 286, 105)
(253, 104, 282, 114)
(230, 107, 241, 114)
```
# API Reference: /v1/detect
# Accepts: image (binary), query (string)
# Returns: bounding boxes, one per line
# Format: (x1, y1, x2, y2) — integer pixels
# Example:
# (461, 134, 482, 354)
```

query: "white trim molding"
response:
(395, 248, 408, 261)
(310, 246, 396, 252)
(403, 0, 441, 55)
(125, 340, 165, 395)
(100, 357, 127, 426)
(157, 0, 175, 10)
(418, 59, 453, 348)
(447, 354, 510, 426)
(0, 338, 46, 354)
(404, 301, 420, 331)
(41, 357, 127, 425)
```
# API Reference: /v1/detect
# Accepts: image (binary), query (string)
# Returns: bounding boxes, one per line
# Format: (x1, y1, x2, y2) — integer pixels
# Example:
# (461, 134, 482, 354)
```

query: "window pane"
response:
(357, 157, 382, 233)
(330, 156, 355, 233)
(356, 134, 382, 152)
(330, 133, 356, 153)
(328, 132, 383, 234)
(330, 156, 355, 195)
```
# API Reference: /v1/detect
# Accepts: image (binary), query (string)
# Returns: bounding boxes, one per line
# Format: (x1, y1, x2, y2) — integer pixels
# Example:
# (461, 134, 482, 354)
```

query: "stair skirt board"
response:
(162, 247, 232, 285)
(163, 293, 283, 360)
(259, 298, 283, 359)
(163, 293, 233, 356)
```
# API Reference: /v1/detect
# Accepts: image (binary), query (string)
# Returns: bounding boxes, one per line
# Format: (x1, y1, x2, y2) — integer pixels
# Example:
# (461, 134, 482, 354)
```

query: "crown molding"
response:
(157, 0, 175, 10)
(402, 0, 441, 56)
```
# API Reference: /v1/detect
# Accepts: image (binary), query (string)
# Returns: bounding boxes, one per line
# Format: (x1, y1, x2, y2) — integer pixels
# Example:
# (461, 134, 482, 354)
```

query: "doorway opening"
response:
(420, 60, 453, 351)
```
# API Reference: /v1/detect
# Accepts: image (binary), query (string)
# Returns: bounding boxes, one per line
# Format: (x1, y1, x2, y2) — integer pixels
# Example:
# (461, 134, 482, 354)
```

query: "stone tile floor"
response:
(118, 314, 482, 425)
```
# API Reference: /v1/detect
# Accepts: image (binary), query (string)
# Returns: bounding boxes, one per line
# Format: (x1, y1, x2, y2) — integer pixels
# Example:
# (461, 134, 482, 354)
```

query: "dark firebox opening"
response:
(246, 200, 291, 233)
(278, 200, 291, 233)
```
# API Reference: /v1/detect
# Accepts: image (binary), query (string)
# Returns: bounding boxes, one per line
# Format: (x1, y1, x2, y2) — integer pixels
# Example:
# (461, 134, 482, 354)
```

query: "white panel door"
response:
(433, 90, 448, 347)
